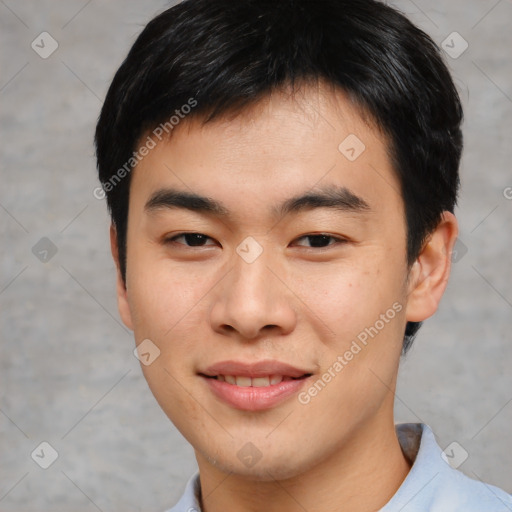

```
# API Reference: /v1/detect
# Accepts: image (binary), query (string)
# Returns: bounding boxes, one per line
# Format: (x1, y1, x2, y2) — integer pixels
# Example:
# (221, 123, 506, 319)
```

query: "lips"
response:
(198, 359, 313, 410)
(198, 360, 312, 412)
(211, 375, 297, 387)
(199, 359, 312, 380)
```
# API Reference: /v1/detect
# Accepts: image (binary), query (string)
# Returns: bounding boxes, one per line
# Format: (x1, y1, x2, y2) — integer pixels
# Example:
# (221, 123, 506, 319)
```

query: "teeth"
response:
(252, 376, 270, 387)
(235, 376, 252, 387)
(216, 375, 285, 387)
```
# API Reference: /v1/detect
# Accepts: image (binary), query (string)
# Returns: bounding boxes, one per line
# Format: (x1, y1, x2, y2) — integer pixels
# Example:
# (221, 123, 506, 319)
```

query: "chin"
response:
(200, 445, 311, 482)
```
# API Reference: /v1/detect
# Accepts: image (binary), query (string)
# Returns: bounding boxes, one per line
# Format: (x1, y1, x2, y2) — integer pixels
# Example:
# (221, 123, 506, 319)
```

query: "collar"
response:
(167, 423, 512, 512)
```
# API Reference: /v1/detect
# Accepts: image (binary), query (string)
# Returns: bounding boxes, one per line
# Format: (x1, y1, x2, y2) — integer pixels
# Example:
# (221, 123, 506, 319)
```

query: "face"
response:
(113, 84, 445, 481)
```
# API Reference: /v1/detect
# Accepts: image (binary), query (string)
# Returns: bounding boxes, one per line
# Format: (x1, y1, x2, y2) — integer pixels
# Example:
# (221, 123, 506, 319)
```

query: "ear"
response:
(405, 211, 458, 322)
(110, 224, 134, 330)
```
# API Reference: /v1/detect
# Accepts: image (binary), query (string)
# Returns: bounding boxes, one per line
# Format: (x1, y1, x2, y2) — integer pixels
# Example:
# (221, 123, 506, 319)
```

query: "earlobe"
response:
(110, 224, 134, 331)
(405, 212, 458, 323)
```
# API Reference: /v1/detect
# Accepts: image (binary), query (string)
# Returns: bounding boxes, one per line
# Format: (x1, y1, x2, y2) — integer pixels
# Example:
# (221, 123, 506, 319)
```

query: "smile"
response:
(200, 373, 312, 411)
(203, 374, 310, 387)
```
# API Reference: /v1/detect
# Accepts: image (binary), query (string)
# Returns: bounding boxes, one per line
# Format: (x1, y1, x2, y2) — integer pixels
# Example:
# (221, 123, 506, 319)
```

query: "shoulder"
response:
(429, 465, 512, 511)
(164, 470, 201, 512)
(381, 423, 512, 512)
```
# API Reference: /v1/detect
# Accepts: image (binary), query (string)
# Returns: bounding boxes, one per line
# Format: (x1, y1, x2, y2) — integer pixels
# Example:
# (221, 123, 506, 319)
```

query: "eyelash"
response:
(164, 232, 347, 249)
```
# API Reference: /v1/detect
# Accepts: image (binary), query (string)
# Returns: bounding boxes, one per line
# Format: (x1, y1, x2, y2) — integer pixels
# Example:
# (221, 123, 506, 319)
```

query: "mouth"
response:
(199, 373, 312, 387)
(199, 373, 312, 411)
(198, 360, 314, 411)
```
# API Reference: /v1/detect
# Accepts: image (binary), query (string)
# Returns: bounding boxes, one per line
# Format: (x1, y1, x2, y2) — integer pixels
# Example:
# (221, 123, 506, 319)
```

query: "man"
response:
(95, 0, 512, 510)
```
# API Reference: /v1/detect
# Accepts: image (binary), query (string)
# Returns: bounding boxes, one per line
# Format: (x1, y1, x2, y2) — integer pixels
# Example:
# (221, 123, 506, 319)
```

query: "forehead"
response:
(129, 83, 403, 223)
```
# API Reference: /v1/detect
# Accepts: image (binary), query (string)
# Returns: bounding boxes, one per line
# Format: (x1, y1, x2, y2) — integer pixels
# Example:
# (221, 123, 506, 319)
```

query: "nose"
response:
(209, 250, 297, 340)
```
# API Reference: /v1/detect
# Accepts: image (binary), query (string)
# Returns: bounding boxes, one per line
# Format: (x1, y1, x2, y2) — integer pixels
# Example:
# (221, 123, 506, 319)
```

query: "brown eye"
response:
(167, 233, 216, 247)
(294, 234, 346, 248)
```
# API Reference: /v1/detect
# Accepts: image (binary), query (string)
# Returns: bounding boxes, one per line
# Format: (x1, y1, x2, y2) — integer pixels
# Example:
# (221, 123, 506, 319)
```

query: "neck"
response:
(195, 407, 412, 512)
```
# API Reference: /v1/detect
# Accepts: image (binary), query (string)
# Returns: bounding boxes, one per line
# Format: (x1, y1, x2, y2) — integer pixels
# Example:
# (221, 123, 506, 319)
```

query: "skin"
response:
(110, 82, 458, 512)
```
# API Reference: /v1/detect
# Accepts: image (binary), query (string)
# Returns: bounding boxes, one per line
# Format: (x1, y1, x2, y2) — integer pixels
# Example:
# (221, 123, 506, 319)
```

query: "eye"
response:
(165, 232, 217, 247)
(293, 234, 346, 248)
(164, 232, 346, 249)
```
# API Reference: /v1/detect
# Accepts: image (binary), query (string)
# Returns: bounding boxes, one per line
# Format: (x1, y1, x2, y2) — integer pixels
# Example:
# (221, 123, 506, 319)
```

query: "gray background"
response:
(1, 0, 511, 510)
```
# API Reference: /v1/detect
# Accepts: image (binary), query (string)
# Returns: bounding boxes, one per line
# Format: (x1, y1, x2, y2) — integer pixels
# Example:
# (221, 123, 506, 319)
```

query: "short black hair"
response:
(95, 0, 463, 354)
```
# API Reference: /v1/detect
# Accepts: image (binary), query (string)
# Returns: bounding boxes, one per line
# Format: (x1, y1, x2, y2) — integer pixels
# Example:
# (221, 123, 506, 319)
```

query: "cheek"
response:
(290, 255, 407, 374)
(291, 260, 393, 330)
(126, 256, 208, 340)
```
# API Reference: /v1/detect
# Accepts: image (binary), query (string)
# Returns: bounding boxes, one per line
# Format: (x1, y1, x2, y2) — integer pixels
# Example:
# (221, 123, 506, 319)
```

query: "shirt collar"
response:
(167, 423, 512, 512)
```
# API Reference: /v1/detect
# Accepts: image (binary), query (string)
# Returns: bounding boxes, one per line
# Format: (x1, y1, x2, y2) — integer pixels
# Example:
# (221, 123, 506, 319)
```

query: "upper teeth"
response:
(217, 375, 287, 387)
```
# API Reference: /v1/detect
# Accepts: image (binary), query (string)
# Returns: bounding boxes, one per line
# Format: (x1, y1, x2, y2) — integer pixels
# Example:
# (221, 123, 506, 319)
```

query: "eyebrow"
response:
(144, 185, 371, 219)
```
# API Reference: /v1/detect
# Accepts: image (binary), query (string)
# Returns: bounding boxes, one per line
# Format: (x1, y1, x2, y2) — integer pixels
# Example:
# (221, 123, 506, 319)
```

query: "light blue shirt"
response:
(167, 423, 512, 511)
